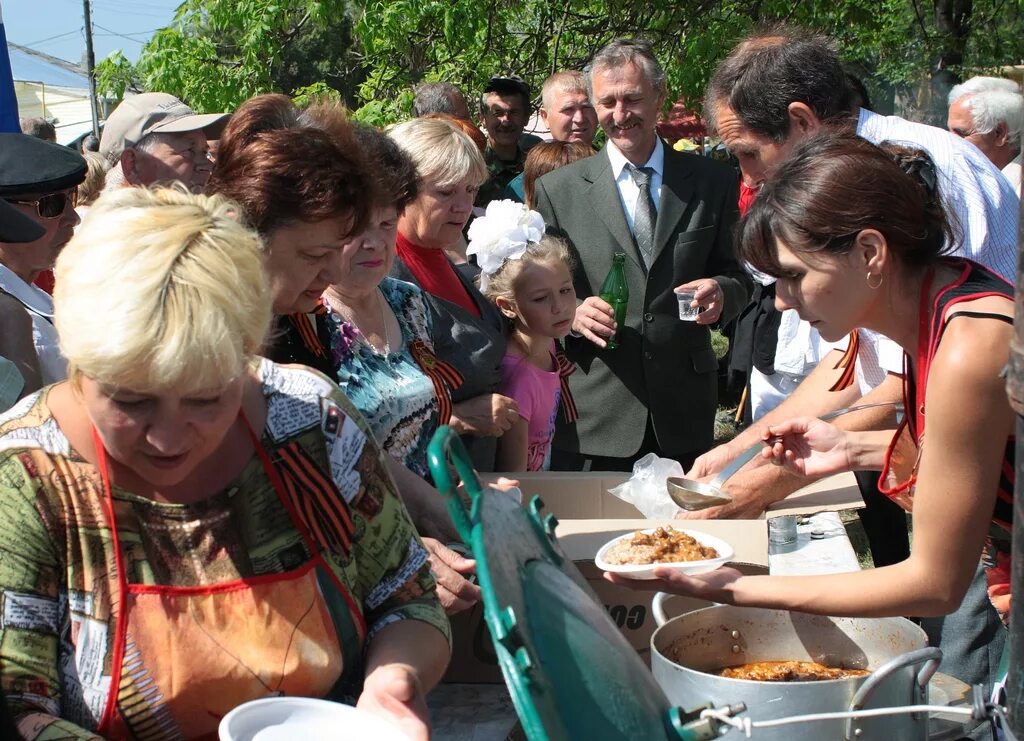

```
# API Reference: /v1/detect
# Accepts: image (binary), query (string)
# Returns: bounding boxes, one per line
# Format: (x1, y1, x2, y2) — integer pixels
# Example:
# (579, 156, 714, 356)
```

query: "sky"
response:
(3, 0, 180, 66)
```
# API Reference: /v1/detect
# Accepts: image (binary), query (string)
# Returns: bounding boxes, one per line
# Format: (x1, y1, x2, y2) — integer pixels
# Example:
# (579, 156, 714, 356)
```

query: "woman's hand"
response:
(760, 417, 853, 478)
(357, 664, 429, 741)
(449, 394, 519, 437)
(421, 537, 481, 614)
(605, 565, 745, 604)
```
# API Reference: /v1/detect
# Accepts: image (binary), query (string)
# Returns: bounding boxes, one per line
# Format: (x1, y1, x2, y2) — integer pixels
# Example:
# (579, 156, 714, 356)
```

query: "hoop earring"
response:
(866, 272, 883, 290)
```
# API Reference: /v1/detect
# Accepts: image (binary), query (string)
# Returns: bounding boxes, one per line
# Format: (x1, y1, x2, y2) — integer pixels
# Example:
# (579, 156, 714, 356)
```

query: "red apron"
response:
(92, 416, 366, 740)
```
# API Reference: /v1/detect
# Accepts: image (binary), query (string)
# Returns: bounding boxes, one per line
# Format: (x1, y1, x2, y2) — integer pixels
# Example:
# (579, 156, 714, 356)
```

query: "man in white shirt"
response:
(947, 76, 1023, 196)
(0, 197, 47, 409)
(0, 134, 87, 385)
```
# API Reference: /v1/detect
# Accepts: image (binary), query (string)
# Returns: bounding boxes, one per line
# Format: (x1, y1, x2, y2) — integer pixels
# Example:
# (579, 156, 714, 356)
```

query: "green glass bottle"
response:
(599, 252, 628, 350)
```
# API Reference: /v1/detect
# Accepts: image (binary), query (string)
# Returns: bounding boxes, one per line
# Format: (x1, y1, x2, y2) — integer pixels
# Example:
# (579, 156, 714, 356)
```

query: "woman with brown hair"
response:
(613, 132, 1014, 678)
(521, 139, 596, 208)
(207, 94, 373, 377)
(320, 124, 461, 482)
(208, 96, 482, 614)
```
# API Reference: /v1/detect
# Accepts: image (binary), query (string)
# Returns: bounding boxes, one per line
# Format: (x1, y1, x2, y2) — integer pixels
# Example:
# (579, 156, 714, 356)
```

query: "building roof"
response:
(8, 42, 89, 90)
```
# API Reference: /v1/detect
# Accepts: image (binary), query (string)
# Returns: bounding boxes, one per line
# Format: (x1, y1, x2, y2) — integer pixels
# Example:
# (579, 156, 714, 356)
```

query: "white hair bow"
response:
(466, 199, 546, 291)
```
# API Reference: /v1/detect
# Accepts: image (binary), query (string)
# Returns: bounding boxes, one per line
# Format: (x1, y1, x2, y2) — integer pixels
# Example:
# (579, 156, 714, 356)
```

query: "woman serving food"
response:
(0, 188, 449, 740)
(609, 133, 1014, 667)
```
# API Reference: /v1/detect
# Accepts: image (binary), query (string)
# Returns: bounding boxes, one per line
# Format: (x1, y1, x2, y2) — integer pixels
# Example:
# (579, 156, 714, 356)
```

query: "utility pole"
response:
(82, 0, 99, 137)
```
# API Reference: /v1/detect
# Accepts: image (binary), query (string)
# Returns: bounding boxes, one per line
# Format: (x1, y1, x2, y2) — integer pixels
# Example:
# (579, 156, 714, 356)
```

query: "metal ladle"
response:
(667, 401, 902, 511)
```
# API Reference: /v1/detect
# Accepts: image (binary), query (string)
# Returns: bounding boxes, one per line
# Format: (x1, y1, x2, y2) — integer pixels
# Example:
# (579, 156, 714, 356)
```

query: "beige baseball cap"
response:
(99, 92, 230, 159)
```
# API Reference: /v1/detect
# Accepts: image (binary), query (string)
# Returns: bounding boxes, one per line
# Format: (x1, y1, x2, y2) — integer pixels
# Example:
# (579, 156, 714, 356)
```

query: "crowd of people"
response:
(0, 22, 1020, 740)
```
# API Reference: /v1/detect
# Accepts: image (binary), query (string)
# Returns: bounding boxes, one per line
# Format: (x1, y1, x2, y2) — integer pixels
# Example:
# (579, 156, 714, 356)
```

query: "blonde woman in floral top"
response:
(0, 188, 449, 741)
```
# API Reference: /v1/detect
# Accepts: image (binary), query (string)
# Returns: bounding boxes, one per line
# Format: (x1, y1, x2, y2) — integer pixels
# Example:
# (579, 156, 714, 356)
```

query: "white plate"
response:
(595, 528, 735, 580)
(219, 697, 408, 741)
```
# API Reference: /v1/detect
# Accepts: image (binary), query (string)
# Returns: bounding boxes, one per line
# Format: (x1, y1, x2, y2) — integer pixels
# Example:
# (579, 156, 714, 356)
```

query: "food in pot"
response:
(715, 661, 870, 682)
(603, 527, 718, 565)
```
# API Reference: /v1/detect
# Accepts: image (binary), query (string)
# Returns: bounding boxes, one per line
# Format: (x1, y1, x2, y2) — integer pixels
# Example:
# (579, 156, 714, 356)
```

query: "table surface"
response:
(767, 511, 862, 575)
(430, 512, 866, 740)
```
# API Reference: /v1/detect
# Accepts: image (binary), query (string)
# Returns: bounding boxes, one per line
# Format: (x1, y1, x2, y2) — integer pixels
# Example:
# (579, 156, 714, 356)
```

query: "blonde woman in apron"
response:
(0, 188, 450, 741)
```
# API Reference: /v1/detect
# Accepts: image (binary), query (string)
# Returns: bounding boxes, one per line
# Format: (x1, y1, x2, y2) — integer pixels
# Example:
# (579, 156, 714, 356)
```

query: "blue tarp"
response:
(0, 3, 20, 131)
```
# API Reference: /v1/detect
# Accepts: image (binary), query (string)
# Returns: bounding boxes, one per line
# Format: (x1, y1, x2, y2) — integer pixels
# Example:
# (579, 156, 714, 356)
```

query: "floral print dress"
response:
(324, 278, 441, 479)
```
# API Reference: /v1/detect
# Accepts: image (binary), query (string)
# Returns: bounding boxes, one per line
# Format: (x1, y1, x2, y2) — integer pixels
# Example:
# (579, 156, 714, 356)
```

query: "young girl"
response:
(468, 201, 578, 472)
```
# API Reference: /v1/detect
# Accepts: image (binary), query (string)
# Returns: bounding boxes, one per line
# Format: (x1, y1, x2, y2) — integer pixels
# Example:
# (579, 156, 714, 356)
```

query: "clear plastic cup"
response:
(677, 289, 700, 321)
(768, 515, 798, 545)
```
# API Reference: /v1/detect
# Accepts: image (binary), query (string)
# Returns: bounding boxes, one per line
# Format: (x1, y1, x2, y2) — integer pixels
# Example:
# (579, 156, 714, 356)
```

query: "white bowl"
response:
(595, 528, 735, 580)
(219, 697, 408, 741)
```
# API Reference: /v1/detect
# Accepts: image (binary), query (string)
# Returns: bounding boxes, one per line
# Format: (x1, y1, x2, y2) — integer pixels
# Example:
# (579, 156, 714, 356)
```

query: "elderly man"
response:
(692, 26, 1018, 701)
(533, 39, 750, 472)
(100, 92, 229, 192)
(948, 76, 1023, 194)
(0, 134, 86, 385)
(0, 198, 46, 409)
(411, 81, 473, 121)
(476, 75, 542, 207)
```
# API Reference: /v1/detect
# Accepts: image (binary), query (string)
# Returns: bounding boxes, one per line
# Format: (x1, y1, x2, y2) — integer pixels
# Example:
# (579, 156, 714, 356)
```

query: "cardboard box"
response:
(484, 470, 864, 520)
(444, 471, 863, 684)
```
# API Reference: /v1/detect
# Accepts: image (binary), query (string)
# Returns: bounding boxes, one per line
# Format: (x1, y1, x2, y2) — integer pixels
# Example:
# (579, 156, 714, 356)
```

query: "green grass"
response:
(840, 510, 875, 569)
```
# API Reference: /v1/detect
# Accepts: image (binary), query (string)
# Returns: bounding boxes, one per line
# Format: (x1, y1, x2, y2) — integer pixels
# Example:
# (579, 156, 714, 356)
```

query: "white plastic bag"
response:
(608, 453, 683, 519)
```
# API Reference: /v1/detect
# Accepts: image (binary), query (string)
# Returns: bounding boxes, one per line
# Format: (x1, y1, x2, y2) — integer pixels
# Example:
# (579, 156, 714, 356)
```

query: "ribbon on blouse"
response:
(409, 339, 464, 425)
(287, 301, 329, 359)
(828, 330, 859, 392)
(555, 349, 579, 423)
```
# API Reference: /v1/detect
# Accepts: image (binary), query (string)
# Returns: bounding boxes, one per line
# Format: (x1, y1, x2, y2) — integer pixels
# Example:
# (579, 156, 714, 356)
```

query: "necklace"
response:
(326, 288, 391, 356)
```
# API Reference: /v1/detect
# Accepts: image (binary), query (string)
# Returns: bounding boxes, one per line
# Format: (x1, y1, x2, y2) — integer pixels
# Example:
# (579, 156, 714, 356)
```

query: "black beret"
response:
(0, 133, 88, 196)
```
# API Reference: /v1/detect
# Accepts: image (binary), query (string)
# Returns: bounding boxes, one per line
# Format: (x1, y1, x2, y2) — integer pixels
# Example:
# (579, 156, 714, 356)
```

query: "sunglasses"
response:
(4, 190, 77, 219)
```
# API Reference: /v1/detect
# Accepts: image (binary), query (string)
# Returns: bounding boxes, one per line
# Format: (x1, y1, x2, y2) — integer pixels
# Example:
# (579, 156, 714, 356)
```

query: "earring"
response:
(866, 272, 883, 290)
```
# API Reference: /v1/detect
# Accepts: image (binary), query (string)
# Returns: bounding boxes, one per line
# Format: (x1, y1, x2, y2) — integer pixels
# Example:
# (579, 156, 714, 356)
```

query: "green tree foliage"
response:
(96, 0, 354, 112)
(96, 0, 1024, 124)
(351, 0, 1024, 125)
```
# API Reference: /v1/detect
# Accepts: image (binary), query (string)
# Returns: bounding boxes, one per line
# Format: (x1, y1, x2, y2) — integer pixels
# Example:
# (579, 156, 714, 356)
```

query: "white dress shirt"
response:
(0, 264, 66, 384)
(1002, 151, 1022, 197)
(605, 138, 665, 235)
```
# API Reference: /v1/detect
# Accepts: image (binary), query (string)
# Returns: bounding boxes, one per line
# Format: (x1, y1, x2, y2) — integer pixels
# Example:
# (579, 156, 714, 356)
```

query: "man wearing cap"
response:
(100, 92, 229, 192)
(0, 198, 47, 409)
(0, 133, 87, 385)
(476, 76, 542, 208)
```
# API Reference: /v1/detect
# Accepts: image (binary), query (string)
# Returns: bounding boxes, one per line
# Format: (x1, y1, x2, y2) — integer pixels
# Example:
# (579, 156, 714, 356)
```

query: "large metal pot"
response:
(651, 604, 940, 740)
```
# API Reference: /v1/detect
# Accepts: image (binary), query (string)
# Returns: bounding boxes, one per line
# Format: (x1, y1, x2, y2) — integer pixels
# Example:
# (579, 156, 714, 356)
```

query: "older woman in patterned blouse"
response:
(0, 187, 449, 740)
(321, 125, 460, 481)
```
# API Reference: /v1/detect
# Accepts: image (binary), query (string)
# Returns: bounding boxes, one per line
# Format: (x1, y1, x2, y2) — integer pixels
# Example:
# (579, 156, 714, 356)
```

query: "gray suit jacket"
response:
(533, 145, 750, 458)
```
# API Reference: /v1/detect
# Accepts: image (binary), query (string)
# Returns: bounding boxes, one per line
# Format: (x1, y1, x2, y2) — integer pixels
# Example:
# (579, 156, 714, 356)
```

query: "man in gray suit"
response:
(533, 39, 751, 471)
